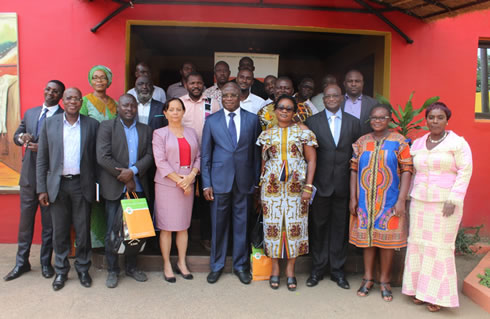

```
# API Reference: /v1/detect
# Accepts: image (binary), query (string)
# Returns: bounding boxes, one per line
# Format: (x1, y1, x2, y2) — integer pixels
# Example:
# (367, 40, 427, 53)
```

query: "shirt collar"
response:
(42, 104, 60, 111)
(138, 99, 151, 107)
(325, 108, 342, 119)
(182, 94, 206, 103)
(345, 94, 363, 104)
(63, 113, 80, 126)
(223, 107, 240, 117)
(120, 118, 137, 129)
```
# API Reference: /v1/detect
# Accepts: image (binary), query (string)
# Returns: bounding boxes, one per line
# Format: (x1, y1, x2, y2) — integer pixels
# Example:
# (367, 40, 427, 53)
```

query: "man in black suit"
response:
(341, 70, 378, 135)
(37, 87, 99, 291)
(134, 76, 168, 131)
(305, 84, 360, 289)
(96, 94, 154, 288)
(4, 80, 65, 282)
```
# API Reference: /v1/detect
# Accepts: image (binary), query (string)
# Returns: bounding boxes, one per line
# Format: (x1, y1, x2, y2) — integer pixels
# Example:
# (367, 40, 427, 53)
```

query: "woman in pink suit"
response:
(402, 102, 472, 312)
(153, 98, 201, 283)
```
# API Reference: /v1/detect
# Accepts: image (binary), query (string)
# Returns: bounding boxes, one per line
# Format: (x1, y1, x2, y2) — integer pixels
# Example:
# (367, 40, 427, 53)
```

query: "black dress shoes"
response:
(52, 274, 67, 291)
(3, 264, 31, 281)
(175, 265, 193, 280)
(207, 269, 223, 284)
(77, 271, 92, 288)
(234, 270, 252, 285)
(331, 275, 350, 289)
(306, 274, 324, 287)
(41, 265, 55, 278)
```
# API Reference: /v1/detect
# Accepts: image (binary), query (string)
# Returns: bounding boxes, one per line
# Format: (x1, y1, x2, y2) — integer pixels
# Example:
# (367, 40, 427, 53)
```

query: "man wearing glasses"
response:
(342, 70, 378, 135)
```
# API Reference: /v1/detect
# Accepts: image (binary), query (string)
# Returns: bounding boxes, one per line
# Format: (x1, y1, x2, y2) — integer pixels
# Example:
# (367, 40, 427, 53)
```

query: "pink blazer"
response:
(152, 126, 201, 187)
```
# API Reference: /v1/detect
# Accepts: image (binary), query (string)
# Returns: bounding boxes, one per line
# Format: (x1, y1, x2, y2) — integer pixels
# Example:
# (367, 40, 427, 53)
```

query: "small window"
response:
(476, 41, 490, 119)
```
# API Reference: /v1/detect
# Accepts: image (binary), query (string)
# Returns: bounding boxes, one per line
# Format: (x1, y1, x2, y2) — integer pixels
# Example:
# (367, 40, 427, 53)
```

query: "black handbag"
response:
(251, 207, 264, 249)
(108, 203, 146, 255)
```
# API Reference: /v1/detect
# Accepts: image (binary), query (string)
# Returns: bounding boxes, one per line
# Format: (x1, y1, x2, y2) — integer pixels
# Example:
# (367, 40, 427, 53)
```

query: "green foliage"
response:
(455, 225, 484, 255)
(477, 268, 490, 288)
(476, 50, 490, 93)
(375, 93, 440, 138)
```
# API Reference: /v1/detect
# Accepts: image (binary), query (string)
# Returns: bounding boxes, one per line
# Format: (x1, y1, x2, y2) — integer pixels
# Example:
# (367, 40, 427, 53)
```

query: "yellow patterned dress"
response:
(257, 124, 318, 258)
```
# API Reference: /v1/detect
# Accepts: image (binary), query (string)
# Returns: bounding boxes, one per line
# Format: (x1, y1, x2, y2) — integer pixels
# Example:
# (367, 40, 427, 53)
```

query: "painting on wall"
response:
(0, 12, 21, 192)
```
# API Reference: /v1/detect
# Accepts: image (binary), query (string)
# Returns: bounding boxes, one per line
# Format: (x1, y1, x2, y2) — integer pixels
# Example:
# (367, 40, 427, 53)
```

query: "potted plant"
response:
(375, 92, 440, 140)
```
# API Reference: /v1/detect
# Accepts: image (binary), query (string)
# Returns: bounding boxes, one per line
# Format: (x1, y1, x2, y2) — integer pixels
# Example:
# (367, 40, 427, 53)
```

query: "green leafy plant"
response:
(455, 224, 484, 255)
(376, 92, 440, 138)
(477, 268, 490, 288)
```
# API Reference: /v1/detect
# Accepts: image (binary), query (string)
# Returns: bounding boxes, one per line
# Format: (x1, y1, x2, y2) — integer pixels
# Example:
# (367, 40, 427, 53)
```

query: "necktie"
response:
(36, 108, 49, 136)
(228, 113, 237, 147)
(330, 115, 338, 145)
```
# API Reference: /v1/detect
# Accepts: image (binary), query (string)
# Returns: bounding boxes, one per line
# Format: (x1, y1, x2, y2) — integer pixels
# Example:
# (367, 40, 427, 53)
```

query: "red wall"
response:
(0, 0, 488, 242)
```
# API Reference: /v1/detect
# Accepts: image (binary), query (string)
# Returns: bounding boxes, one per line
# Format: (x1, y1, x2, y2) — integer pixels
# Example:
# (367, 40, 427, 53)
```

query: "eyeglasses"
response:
(324, 94, 341, 99)
(92, 76, 108, 81)
(369, 116, 391, 122)
(276, 106, 294, 112)
(64, 96, 82, 102)
(222, 94, 239, 99)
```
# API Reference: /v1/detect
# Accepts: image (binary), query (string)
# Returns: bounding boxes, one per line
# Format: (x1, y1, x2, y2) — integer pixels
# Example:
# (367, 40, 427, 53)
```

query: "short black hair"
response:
(163, 98, 186, 112)
(185, 71, 203, 82)
(371, 103, 392, 117)
(48, 80, 65, 94)
(273, 94, 298, 113)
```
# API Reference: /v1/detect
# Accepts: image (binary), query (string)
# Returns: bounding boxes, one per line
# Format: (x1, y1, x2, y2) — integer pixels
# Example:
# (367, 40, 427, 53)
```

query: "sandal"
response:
(412, 296, 425, 305)
(269, 275, 280, 290)
(427, 304, 441, 312)
(357, 278, 374, 297)
(380, 282, 393, 302)
(287, 277, 297, 291)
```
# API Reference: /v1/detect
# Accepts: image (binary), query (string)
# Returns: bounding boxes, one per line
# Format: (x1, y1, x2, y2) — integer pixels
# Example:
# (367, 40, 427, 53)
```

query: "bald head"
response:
(118, 94, 138, 124)
(323, 84, 343, 113)
(135, 75, 154, 104)
(221, 82, 240, 112)
(62, 87, 83, 117)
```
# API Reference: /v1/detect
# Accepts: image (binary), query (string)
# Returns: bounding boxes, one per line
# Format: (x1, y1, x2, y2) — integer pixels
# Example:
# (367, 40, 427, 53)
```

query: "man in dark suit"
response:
(305, 84, 360, 289)
(341, 70, 377, 135)
(4, 80, 65, 282)
(133, 75, 168, 131)
(201, 82, 261, 285)
(37, 87, 99, 291)
(96, 94, 154, 288)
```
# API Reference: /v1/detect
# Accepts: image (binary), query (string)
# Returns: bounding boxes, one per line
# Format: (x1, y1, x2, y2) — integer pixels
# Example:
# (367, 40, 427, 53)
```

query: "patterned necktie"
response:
(36, 108, 49, 136)
(228, 113, 237, 147)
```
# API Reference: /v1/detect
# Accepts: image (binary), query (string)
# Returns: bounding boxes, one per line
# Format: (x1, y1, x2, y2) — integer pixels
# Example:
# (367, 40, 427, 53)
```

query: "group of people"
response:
(4, 57, 472, 313)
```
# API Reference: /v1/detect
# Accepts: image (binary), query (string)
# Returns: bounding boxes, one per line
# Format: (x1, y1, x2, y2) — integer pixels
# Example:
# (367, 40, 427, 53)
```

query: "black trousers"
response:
(309, 193, 349, 277)
(104, 192, 142, 274)
(194, 175, 211, 241)
(16, 184, 53, 267)
(50, 176, 91, 275)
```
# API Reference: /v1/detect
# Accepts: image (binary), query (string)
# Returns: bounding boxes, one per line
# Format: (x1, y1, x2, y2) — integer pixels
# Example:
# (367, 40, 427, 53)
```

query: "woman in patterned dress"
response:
(349, 104, 413, 301)
(257, 95, 317, 291)
(402, 102, 472, 312)
(80, 65, 118, 248)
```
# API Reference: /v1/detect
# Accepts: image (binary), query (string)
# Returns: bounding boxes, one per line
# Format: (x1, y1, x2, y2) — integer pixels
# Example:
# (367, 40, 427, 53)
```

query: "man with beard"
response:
(127, 62, 166, 103)
(167, 62, 197, 99)
(236, 57, 268, 100)
(341, 70, 377, 135)
(295, 77, 318, 115)
(237, 68, 264, 114)
(134, 76, 168, 131)
(4, 80, 65, 282)
(181, 71, 220, 251)
(261, 75, 276, 107)
(204, 61, 230, 102)
(97, 94, 153, 288)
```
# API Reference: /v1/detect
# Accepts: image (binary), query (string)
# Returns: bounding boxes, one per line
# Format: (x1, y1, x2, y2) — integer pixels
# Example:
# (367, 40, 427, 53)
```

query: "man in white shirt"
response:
(37, 88, 99, 291)
(127, 62, 166, 103)
(4, 80, 65, 282)
(237, 69, 264, 114)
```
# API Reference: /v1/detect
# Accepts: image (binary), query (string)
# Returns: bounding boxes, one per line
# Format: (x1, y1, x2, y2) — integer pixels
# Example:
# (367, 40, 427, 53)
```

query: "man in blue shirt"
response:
(96, 94, 154, 288)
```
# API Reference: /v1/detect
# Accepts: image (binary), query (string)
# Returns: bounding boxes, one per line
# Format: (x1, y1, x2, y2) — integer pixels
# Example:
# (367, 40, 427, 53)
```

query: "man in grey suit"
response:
(4, 80, 64, 281)
(305, 84, 360, 289)
(341, 70, 378, 135)
(96, 94, 153, 288)
(37, 87, 99, 291)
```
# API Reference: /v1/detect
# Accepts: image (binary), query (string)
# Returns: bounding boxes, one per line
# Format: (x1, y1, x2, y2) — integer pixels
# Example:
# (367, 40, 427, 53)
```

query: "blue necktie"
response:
(228, 113, 237, 147)
(36, 108, 48, 137)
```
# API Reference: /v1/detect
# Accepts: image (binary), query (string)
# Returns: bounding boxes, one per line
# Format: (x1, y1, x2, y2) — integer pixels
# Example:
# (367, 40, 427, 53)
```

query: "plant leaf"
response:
(375, 94, 391, 107)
